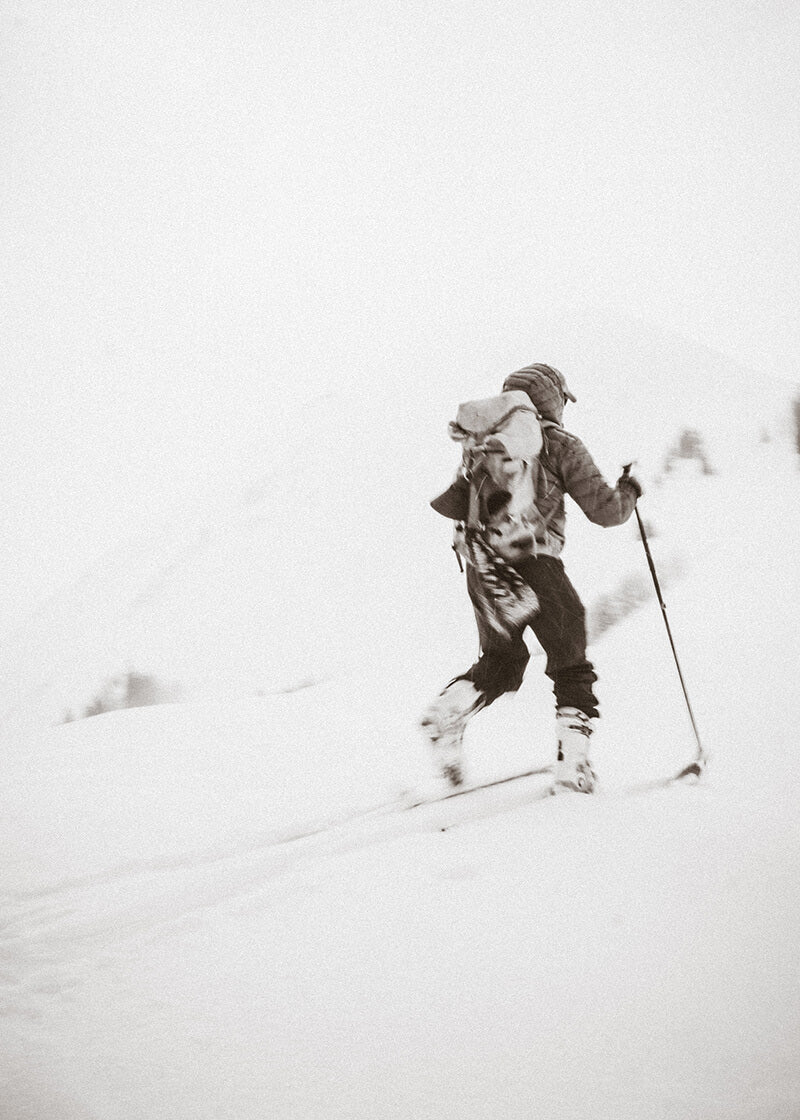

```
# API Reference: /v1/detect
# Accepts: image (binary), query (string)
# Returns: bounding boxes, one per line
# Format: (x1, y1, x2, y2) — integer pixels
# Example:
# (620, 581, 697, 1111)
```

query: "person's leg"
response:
(514, 556, 598, 792)
(515, 556, 598, 719)
(421, 564, 530, 786)
(455, 562, 531, 699)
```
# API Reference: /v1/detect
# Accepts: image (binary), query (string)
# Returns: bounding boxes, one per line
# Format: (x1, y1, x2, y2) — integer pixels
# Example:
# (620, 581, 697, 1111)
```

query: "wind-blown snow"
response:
(1, 350, 799, 1117)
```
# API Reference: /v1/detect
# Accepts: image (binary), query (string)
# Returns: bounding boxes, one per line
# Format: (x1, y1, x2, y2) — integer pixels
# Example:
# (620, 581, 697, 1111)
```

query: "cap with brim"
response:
(537, 363, 576, 403)
(504, 363, 577, 406)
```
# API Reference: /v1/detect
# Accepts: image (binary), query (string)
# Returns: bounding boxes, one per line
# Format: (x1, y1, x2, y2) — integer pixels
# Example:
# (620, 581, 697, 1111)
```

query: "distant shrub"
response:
(662, 427, 714, 475)
(634, 516, 658, 540)
(587, 554, 685, 642)
(75, 671, 180, 721)
(587, 573, 652, 642)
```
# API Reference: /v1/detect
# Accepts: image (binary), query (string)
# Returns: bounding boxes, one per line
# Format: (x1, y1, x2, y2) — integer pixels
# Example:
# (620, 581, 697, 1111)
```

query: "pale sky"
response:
(2, 0, 799, 632)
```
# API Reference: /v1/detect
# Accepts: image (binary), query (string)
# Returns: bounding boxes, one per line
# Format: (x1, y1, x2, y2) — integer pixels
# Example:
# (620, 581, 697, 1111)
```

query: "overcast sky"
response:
(2, 0, 799, 632)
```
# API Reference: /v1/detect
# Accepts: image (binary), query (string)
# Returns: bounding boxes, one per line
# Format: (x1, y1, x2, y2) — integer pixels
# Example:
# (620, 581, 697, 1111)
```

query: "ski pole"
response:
(623, 466, 706, 774)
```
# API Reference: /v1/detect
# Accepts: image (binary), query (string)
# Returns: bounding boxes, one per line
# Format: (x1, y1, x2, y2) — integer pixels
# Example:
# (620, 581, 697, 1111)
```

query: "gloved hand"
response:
(618, 464, 643, 499)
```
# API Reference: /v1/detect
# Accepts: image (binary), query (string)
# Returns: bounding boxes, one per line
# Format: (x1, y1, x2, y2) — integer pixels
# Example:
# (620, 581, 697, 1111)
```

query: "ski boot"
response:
(551, 706, 597, 794)
(420, 679, 484, 788)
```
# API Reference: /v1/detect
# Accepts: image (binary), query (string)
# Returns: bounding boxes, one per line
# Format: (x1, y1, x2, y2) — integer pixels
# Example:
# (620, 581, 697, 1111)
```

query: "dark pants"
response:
(458, 555, 599, 719)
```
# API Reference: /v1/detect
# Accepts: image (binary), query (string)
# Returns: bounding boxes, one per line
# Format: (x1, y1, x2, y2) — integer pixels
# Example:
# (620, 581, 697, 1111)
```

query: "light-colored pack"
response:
(444, 390, 545, 636)
(447, 390, 545, 537)
(448, 390, 543, 466)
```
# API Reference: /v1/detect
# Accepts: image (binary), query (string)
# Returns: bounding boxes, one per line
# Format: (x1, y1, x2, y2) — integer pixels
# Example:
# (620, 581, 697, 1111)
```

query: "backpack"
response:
(448, 390, 543, 465)
(438, 390, 547, 637)
(446, 390, 544, 529)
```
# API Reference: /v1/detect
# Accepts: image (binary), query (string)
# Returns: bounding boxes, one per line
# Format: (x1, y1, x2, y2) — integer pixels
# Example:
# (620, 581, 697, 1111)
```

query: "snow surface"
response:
(0, 315, 794, 733)
(2, 365, 800, 1117)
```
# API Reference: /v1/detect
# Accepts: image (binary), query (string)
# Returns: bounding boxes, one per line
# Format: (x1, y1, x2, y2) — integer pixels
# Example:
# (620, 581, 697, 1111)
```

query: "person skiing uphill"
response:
(421, 362, 642, 795)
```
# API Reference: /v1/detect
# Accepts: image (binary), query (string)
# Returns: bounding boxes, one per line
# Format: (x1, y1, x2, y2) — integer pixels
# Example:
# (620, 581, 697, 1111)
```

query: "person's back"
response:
(421, 362, 642, 795)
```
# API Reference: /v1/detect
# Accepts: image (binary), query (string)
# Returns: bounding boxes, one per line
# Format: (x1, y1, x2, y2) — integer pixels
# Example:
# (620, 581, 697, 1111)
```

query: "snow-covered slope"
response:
(0, 314, 793, 733)
(1, 405, 799, 1117)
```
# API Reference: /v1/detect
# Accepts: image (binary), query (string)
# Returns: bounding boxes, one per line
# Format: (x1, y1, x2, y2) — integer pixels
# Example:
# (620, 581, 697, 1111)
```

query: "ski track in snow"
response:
(1, 776, 557, 1008)
(1, 761, 708, 1027)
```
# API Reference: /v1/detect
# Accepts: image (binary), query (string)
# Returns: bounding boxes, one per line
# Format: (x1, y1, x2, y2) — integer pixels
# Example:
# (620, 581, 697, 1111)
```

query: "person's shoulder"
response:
(543, 424, 584, 456)
(543, 426, 600, 484)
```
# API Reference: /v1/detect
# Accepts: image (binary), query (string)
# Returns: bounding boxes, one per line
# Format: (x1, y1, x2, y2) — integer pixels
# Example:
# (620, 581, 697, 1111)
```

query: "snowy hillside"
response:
(1, 366, 799, 1117)
(0, 315, 794, 733)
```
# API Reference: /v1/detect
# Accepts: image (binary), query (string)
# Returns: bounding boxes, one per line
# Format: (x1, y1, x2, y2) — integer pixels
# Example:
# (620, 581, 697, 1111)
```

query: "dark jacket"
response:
(431, 426, 636, 559)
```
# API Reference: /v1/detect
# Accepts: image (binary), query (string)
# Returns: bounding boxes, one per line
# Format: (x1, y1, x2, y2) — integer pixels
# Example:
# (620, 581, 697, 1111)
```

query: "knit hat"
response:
(502, 363, 576, 424)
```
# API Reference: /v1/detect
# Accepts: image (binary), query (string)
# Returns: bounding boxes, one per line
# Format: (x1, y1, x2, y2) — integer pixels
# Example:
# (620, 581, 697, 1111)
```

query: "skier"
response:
(421, 363, 642, 794)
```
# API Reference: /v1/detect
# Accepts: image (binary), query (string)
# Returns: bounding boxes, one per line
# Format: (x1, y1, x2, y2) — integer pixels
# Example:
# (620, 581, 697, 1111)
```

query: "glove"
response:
(618, 466, 643, 500)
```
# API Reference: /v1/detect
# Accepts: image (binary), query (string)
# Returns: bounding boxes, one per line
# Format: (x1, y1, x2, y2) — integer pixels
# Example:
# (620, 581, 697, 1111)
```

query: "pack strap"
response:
(466, 469, 484, 530)
(448, 403, 538, 446)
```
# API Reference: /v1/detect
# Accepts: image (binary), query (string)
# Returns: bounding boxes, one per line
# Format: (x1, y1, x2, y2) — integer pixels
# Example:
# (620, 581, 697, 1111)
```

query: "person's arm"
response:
(556, 433, 641, 527)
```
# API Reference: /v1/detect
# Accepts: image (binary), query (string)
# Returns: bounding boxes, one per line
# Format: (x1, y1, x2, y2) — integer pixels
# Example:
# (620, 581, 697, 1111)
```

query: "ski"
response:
(404, 756, 707, 817)
(590, 757, 708, 801)
(404, 766, 553, 811)
(246, 756, 708, 860)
